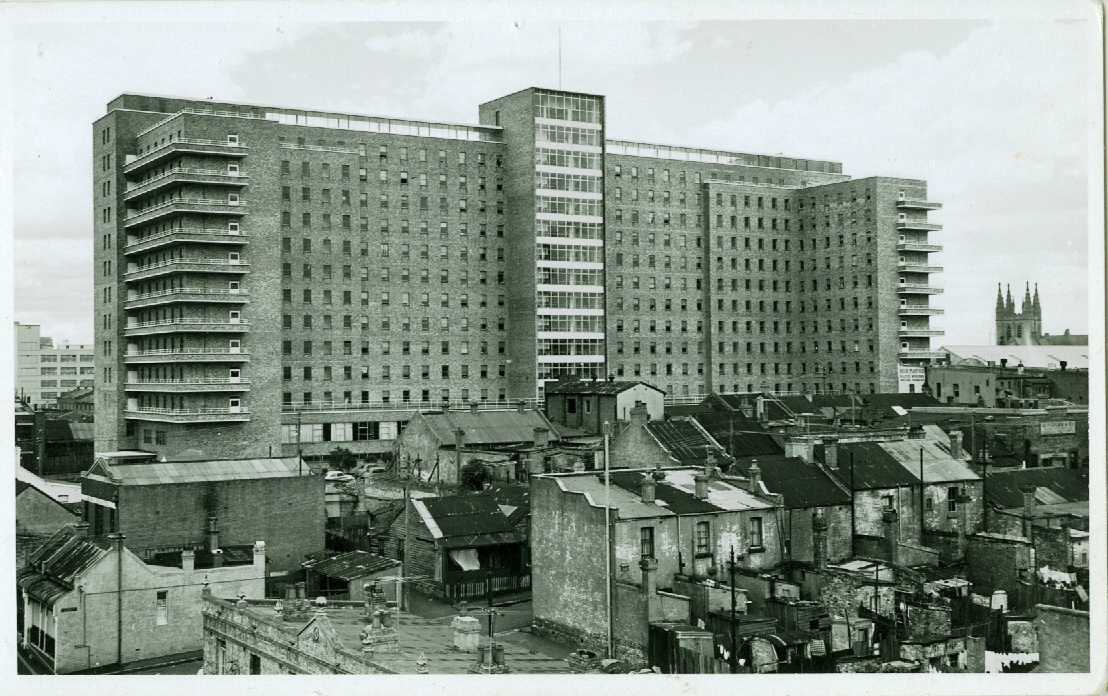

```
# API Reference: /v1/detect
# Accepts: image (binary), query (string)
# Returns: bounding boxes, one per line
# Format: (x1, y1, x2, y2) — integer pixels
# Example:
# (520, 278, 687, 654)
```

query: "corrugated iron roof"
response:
(19, 527, 110, 604)
(607, 468, 775, 515)
(692, 412, 782, 459)
(646, 420, 717, 464)
(302, 550, 400, 580)
(417, 494, 518, 539)
(107, 457, 305, 485)
(879, 440, 980, 483)
(730, 457, 851, 509)
(610, 470, 721, 515)
(825, 442, 919, 490)
(984, 467, 1089, 509)
(545, 380, 663, 396)
(418, 409, 558, 448)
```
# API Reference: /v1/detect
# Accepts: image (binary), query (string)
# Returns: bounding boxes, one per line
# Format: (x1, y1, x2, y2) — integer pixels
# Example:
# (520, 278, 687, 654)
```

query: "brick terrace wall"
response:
(1034, 605, 1089, 672)
(905, 603, 952, 640)
(786, 504, 852, 565)
(965, 534, 1032, 597)
(118, 475, 325, 573)
(1032, 525, 1074, 571)
(16, 489, 78, 537)
(608, 420, 672, 470)
(818, 568, 895, 620)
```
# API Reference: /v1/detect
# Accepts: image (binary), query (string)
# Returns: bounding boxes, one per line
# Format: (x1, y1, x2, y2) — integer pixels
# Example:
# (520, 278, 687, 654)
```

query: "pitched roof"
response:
(610, 470, 721, 515)
(102, 457, 306, 485)
(692, 412, 783, 459)
(545, 380, 663, 396)
(729, 457, 851, 509)
(43, 419, 95, 442)
(646, 419, 718, 465)
(413, 494, 521, 545)
(302, 550, 400, 580)
(941, 345, 1090, 370)
(416, 409, 558, 448)
(559, 467, 775, 519)
(878, 439, 980, 483)
(18, 527, 109, 604)
(823, 442, 920, 490)
(484, 484, 531, 525)
(984, 467, 1089, 509)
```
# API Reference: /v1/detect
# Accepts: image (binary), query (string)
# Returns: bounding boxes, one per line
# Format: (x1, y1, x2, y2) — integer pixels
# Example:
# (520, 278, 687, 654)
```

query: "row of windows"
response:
(612, 361, 876, 377)
(282, 265, 506, 285)
(283, 388, 507, 407)
(278, 197, 504, 225)
(283, 363, 506, 380)
(39, 354, 93, 362)
(282, 314, 506, 332)
(39, 366, 94, 375)
(284, 239, 505, 261)
(281, 339, 506, 355)
(39, 380, 89, 388)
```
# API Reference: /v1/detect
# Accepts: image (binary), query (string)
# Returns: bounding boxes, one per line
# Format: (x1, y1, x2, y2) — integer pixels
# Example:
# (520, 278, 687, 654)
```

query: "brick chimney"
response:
(747, 461, 762, 495)
(812, 509, 828, 570)
(629, 401, 649, 425)
(182, 549, 195, 573)
(253, 541, 266, 571)
(207, 515, 220, 553)
(73, 522, 89, 538)
(640, 556, 658, 596)
(823, 437, 839, 471)
(533, 426, 550, 449)
(694, 471, 710, 500)
(949, 431, 963, 460)
(1021, 484, 1037, 538)
(455, 428, 466, 485)
(641, 473, 656, 504)
(883, 506, 900, 566)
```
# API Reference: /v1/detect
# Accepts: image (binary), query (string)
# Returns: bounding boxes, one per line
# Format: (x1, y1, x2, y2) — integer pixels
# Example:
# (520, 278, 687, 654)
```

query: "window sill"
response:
(748, 546, 766, 554)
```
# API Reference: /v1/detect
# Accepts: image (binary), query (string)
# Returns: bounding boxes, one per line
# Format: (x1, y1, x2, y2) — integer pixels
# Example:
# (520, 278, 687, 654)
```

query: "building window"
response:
(250, 654, 261, 675)
(749, 517, 763, 550)
(640, 527, 655, 560)
(695, 521, 710, 556)
(948, 487, 959, 512)
(156, 590, 168, 625)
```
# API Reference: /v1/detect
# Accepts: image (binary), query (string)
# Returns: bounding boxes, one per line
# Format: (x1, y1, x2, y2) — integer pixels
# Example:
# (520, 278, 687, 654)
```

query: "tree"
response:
(329, 447, 357, 472)
(460, 461, 491, 491)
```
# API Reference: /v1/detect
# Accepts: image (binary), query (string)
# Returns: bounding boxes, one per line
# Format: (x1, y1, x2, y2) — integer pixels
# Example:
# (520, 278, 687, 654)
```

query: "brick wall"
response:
(905, 603, 951, 640)
(1034, 605, 1089, 672)
(608, 419, 672, 470)
(965, 534, 1032, 597)
(118, 476, 325, 573)
(16, 488, 78, 537)
(818, 568, 896, 620)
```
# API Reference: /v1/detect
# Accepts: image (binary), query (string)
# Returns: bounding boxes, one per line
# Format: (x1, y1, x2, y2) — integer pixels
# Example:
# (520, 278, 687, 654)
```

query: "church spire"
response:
(996, 283, 1005, 312)
(1023, 282, 1032, 314)
(1005, 284, 1014, 314)
(1033, 283, 1041, 316)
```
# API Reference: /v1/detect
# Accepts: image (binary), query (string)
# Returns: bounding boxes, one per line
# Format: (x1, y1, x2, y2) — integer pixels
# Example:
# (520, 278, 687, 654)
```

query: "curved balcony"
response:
(898, 284, 944, 295)
(896, 198, 942, 210)
(125, 379, 251, 393)
(898, 350, 947, 360)
(124, 348, 250, 364)
(122, 138, 248, 175)
(897, 262, 943, 273)
(897, 242, 943, 253)
(125, 229, 248, 256)
(124, 407, 251, 423)
(123, 199, 247, 228)
(898, 306, 945, 316)
(899, 329, 946, 338)
(124, 318, 250, 337)
(125, 288, 249, 310)
(124, 169, 249, 202)
(125, 258, 249, 282)
(896, 220, 943, 231)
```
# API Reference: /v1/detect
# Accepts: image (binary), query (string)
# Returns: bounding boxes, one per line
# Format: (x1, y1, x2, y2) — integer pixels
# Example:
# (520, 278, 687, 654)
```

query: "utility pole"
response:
(919, 447, 925, 539)
(403, 472, 411, 611)
(729, 546, 738, 674)
(296, 409, 303, 476)
(603, 420, 613, 659)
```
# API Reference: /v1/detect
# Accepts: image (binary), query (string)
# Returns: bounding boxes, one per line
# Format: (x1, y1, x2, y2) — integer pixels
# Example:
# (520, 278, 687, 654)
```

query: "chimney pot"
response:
(640, 473, 656, 504)
(949, 430, 963, 460)
(823, 437, 839, 471)
(694, 472, 710, 500)
(182, 549, 196, 572)
(882, 506, 900, 565)
(747, 461, 762, 495)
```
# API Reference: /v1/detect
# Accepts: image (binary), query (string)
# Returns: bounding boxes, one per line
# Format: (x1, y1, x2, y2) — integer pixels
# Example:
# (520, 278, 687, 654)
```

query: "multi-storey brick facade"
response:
(94, 88, 942, 460)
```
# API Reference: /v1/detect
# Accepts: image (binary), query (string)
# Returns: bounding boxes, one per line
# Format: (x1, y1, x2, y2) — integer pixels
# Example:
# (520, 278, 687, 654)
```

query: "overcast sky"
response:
(8, 6, 1097, 347)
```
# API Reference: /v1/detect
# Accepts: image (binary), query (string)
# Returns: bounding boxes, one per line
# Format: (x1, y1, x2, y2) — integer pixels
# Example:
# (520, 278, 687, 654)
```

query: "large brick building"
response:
(93, 88, 942, 460)
(15, 322, 95, 409)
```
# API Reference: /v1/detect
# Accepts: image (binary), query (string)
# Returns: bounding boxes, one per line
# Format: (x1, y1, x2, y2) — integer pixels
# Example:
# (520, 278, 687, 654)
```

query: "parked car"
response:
(364, 465, 388, 475)
(324, 470, 355, 483)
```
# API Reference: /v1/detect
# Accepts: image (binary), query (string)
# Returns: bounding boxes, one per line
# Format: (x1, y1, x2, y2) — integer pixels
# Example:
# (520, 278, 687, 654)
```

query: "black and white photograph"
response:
(2, 0, 1104, 692)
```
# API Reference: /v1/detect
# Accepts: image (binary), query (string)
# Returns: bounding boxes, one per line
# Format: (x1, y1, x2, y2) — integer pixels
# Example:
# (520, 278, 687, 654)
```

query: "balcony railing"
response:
(124, 168, 249, 201)
(897, 263, 943, 273)
(124, 348, 250, 363)
(125, 287, 249, 309)
(123, 199, 247, 228)
(898, 284, 944, 295)
(896, 198, 942, 210)
(897, 242, 943, 253)
(122, 138, 248, 174)
(124, 318, 250, 336)
(125, 379, 251, 392)
(896, 221, 943, 231)
(125, 258, 250, 281)
(125, 228, 248, 255)
(898, 307, 944, 315)
(125, 407, 251, 423)
(898, 329, 946, 337)
(898, 350, 947, 360)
